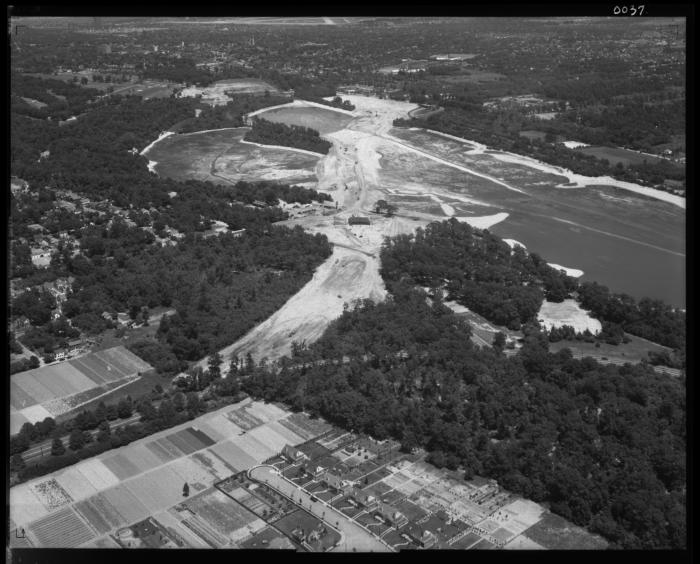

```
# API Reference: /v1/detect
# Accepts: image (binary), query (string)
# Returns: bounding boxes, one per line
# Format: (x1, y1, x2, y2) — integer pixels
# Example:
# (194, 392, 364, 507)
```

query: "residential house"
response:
(404, 523, 437, 548)
(303, 463, 326, 479)
(283, 444, 308, 463)
(116, 312, 132, 327)
(10, 316, 31, 334)
(31, 248, 52, 268)
(354, 491, 379, 511)
(54, 338, 87, 361)
(322, 469, 355, 494)
(380, 509, 408, 529)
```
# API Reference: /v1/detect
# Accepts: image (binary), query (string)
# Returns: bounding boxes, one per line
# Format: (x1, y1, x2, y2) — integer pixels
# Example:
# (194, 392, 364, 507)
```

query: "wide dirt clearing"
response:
(146, 128, 320, 187)
(253, 105, 354, 134)
(147, 94, 683, 370)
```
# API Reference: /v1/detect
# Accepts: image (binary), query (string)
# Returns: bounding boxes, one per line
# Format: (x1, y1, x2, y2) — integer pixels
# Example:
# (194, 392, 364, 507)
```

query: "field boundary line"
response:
(239, 138, 326, 157)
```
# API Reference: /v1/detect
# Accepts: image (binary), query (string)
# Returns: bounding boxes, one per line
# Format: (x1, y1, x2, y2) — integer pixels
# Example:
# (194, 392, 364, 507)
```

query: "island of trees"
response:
(244, 117, 332, 154)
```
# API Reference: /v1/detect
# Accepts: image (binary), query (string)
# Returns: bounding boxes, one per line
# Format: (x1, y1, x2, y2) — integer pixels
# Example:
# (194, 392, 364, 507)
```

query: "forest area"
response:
(239, 220, 686, 550)
(10, 77, 333, 372)
(176, 93, 292, 133)
(381, 220, 685, 360)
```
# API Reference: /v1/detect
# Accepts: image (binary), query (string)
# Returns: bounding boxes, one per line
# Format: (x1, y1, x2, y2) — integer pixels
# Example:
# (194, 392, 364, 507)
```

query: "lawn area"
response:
(575, 145, 668, 167)
(549, 332, 672, 364)
(91, 325, 160, 353)
(521, 512, 608, 550)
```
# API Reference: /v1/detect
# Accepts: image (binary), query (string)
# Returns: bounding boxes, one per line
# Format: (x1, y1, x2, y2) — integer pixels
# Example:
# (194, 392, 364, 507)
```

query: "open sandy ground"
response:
(537, 299, 602, 334)
(143, 93, 667, 368)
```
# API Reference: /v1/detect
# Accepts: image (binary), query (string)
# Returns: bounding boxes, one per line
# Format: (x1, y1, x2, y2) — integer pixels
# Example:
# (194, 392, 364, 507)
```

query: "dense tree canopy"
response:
(244, 117, 332, 154)
(380, 219, 577, 329)
(241, 223, 686, 550)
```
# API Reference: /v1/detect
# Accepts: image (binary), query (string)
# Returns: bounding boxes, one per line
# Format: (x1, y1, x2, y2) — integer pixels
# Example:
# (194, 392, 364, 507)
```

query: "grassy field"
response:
(55, 371, 172, 423)
(255, 106, 353, 135)
(442, 70, 508, 83)
(575, 145, 668, 167)
(521, 512, 608, 549)
(519, 129, 548, 141)
(24, 73, 179, 99)
(549, 333, 671, 363)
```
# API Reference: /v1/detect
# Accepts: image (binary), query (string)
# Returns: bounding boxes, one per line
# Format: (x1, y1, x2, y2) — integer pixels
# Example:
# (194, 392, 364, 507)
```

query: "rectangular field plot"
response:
(472, 538, 497, 549)
(14, 373, 56, 404)
(277, 416, 312, 440)
(169, 456, 214, 492)
(492, 527, 517, 544)
(240, 525, 296, 549)
(18, 403, 54, 426)
(499, 499, 545, 529)
(244, 401, 283, 423)
(36, 362, 95, 397)
(155, 436, 187, 458)
(171, 426, 212, 451)
(187, 426, 216, 447)
(10, 380, 36, 409)
(192, 450, 237, 481)
(101, 484, 151, 526)
(248, 425, 293, 454)
(207, 413, 244, 437)
(76, 353, 122, 383)
(520, 512, 608, 550)
(27, 506, 96, 547)
(10, 483, 50, 526)
(394, 479, 424, 497)
(97, 346, 153, 374)
(227, 488, 272, 518)
(75, 459, 121, 490)
(74, 496, 124, 535)
(285, 412, 334, 439)
(125, 466, 186, 513)
(30, 478, 73, 511)
(165, 429, 201, 455)
(451, 531, 484, 549)
(234, 433, 277, 463)
(267, 420, 304, 446)
(226, 407, 265, 431)
(144, 439, 176, 463)
(92, 349, 131, 376)
(197, 421, 229, 442)
(10, 411, 30, 435)
(156, 510, 212, 549)
(210, 440, 257, 471)
(47, 361, 97, 391)
(27, 371, 72, 398)
(124, 443, 163, 473)
(146, 438, 181, 462)
(184, 488, 258, 538)
(69, 357, 109, 385)
(102, 452, 142, 480)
